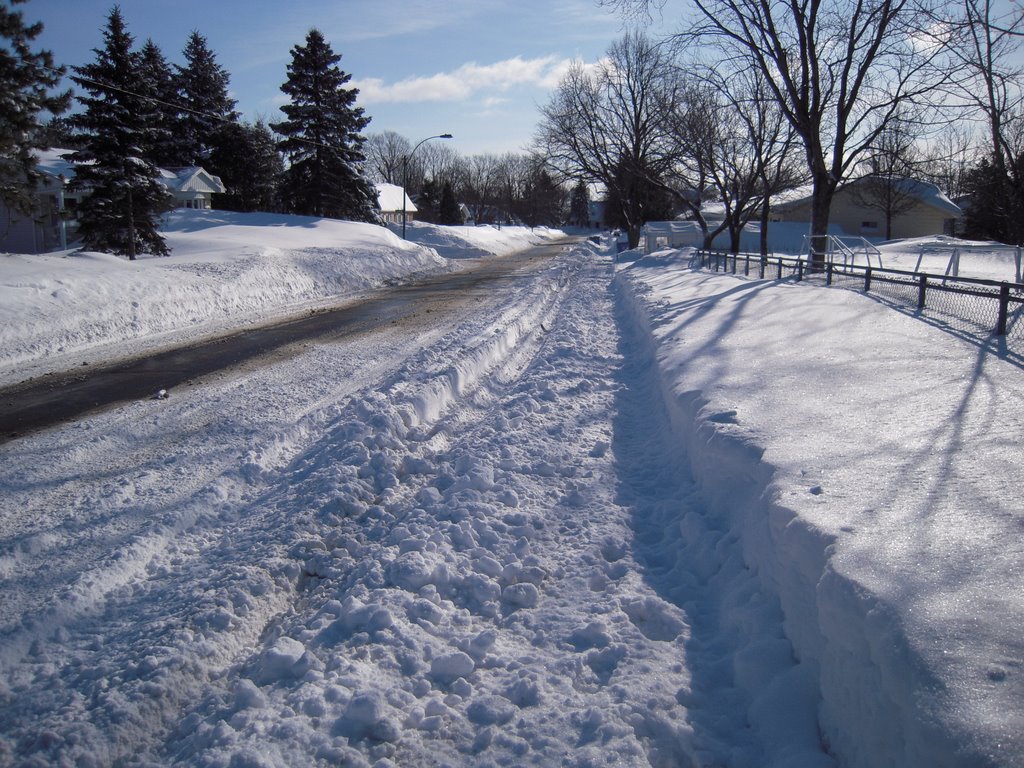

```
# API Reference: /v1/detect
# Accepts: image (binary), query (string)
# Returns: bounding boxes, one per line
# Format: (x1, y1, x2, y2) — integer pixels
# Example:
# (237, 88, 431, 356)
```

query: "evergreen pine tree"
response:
(415, 178, 439, 223)
(964, 154, 1024, 243)
(36, 116, 82, 151)
(520, 169, 565, 228)
(175, 31, 238, 167)
(209, 120, 283, 212)
(0, 0, 71, 216)
(70, 7, 171, 258)
(137, 39, 183, 167)
(271, 29, 378, 222)
(438, 181, 462, 225)
(569, 180, 590, 228)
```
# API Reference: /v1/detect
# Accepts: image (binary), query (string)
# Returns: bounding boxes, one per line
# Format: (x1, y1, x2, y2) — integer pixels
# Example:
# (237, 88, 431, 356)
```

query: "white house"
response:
(640, 220, 707, 252)
(0, 150, 226, 254)
(157, 167, 226, 210)
(376, 182, 416, 225)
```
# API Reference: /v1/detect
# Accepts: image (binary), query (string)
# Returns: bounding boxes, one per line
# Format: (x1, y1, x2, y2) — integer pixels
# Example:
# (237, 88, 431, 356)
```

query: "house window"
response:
(861, 221, 879, 230)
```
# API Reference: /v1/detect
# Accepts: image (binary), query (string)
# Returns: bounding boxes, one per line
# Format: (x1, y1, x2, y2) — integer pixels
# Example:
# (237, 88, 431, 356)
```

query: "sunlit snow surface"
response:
(0, 217, 1021, 767)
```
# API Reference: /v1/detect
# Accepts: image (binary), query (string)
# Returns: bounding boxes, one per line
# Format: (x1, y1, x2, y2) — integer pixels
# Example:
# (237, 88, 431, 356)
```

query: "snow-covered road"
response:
(1, 241, 818, 766)
(4, 219, 1022, 767)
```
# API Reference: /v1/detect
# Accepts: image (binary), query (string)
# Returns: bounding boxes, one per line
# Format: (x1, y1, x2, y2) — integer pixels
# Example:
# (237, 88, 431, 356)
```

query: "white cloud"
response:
(352, 55, 579, 104)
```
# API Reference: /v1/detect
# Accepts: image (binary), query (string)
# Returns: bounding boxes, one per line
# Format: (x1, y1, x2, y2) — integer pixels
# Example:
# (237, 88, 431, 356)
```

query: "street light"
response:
(402, 133, 453, 239)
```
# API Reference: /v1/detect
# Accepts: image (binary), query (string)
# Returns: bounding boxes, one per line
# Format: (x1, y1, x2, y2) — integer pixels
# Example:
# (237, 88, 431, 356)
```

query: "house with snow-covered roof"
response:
(771, 177, 962, 240)
(375, 183, 416, 225)
(0, 150, 227, 254)
(0, 148, 88, 253)
(157, 167, 226, 210)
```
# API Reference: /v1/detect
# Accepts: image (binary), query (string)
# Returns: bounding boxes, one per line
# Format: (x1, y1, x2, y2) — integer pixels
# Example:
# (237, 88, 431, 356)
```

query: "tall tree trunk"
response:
(126, 186, 136, 261)
(759, 203, 770, 257)
(809, 175, 836, 269)
(627, 223, 641, 249)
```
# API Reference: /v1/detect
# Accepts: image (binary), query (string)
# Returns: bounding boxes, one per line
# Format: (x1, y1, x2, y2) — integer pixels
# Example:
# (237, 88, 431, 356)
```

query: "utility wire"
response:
(41, 62, 352, 155)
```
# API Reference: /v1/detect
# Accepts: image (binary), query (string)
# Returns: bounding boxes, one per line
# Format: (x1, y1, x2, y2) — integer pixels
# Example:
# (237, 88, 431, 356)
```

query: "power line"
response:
(41, 62, 349, 155)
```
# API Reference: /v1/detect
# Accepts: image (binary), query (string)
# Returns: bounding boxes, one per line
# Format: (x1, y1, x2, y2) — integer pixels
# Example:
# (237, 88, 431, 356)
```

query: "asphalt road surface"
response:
(0, 238, 576, 443)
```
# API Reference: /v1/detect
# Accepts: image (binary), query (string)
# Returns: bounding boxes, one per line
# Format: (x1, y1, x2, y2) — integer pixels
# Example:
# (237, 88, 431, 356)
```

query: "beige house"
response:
(771, 178, 962, 240)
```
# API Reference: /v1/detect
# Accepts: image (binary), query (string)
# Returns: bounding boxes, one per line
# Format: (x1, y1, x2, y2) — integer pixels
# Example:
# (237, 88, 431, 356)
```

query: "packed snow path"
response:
(0, 242, 829, 766)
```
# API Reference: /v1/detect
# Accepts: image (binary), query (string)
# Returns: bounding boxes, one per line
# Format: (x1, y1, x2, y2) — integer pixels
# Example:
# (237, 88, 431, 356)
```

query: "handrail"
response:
(801, 235, 882, 268)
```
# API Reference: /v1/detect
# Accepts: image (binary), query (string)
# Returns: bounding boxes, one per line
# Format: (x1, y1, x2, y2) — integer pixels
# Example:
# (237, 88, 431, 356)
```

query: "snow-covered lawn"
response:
(0, 216, 1020, 766)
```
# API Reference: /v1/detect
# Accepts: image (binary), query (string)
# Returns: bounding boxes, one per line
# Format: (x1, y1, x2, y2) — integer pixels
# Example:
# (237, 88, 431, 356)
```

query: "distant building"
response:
(375, 183, 416, 225)
(641, 220, 706, 252)
(0, 149, 226, 254)
(157, 167, 226, 211)
(771, 178, 962, 240)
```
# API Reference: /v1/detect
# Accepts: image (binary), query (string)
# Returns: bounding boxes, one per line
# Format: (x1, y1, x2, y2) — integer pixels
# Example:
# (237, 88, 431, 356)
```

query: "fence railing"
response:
(695, 249, 1024, 343)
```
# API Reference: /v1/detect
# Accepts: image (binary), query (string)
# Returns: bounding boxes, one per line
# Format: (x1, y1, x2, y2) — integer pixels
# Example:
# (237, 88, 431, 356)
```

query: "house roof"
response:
(376, 183, 416, 213)
(640, 220, 705, 236)
(773, 177, 962, 217)
(35, 148, 76, 183)
(30, 150, 226, 196)
(159, 167, 226, 195)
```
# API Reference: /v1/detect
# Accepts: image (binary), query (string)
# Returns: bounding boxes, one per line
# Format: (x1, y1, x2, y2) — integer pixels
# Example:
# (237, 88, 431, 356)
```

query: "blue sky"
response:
(26, 0, 683, 156)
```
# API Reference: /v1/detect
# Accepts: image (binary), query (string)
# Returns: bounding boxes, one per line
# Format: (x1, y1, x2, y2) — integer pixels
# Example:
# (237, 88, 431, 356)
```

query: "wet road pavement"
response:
(0, 238, 576, 443)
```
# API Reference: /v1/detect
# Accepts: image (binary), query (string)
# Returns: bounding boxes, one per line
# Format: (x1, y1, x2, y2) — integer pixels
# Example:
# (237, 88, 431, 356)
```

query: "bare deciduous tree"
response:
(849, 115, 924, 239)
(682, 63, 804, 253)
(365, 130, 411, 186)
(608, 0, 948, 263)
(536, 31, 681, 246)
(921, 125, 978, 201)
(463, 153, 503, 224)
(939, 0, 1024, 242)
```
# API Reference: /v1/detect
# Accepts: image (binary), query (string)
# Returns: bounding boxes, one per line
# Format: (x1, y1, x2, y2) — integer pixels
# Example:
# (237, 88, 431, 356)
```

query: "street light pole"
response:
(402, 133, 453, 239)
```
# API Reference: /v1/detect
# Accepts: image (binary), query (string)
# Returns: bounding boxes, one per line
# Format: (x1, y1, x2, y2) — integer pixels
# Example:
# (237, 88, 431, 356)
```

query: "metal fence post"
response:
(777, 258, 783, 280)
(797, 260, 804, 282)
(918, 274, 927, 309)
(865, 266, 873, 292)
(997, 283, 1010, 335)
(826, 262, 833, 286)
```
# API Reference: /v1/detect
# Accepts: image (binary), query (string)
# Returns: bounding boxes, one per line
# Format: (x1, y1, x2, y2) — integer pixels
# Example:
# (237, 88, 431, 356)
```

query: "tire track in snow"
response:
(0, 247, 577, 765)
(158, 246, 700, 766)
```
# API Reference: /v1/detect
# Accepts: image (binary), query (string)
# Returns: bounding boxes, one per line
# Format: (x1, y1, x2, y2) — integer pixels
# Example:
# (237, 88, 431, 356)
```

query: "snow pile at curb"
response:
(0, 211, 564, 386)
(613, 249, 1022, 767)
(392, 220, 566, 260)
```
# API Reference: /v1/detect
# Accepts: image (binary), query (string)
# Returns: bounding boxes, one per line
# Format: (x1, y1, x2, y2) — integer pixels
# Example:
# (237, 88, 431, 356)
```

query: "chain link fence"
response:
(695, 250, 1024, 346)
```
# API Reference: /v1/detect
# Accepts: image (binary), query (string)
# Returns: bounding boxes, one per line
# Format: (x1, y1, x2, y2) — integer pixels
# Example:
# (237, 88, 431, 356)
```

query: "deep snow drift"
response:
(0, 216, 1021, 767)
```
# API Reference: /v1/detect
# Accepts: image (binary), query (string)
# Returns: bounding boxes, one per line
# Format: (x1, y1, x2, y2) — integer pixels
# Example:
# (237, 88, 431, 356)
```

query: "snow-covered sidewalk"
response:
(617, 249, 1024, 767)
